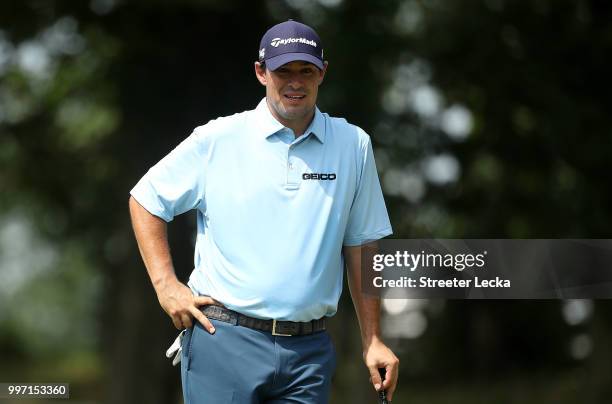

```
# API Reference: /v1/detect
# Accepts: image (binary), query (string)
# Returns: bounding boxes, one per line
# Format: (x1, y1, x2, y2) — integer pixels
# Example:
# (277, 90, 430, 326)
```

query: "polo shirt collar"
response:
(255, 98, 326, 143)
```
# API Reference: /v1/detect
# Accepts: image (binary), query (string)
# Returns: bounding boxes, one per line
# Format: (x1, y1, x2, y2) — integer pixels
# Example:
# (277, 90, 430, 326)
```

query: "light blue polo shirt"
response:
(130, 98, 392, 321)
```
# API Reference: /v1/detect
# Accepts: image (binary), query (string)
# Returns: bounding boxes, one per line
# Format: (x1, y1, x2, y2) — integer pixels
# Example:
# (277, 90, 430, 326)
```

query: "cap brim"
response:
(265, 53, 324, 71)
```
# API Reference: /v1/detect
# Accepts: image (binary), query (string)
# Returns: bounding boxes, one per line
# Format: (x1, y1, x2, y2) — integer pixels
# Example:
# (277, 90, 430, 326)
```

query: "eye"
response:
(301, 68, 314, 75)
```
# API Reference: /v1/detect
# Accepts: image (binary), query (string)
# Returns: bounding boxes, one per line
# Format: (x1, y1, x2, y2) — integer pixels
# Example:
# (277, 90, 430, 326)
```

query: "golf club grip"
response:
(378, 368, 388, 404)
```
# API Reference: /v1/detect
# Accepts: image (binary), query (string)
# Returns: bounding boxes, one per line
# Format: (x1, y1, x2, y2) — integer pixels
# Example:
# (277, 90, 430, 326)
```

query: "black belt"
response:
(201, 305, 326, 336)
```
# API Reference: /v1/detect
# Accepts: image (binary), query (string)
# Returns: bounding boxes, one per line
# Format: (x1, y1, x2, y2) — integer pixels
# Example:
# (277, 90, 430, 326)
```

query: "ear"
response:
(317, 61, 329, 85)
(254, 62, 267, 86)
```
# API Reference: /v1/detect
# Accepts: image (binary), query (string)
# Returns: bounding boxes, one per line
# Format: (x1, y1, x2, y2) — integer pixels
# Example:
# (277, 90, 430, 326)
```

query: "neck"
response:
(266, 100, 315, 137)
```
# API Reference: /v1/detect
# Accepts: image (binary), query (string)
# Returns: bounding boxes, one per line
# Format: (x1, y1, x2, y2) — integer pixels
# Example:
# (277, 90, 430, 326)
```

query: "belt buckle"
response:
(272, 319, 292, 337)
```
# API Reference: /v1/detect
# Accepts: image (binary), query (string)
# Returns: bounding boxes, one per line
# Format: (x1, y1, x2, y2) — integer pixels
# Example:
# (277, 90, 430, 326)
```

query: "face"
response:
(255, 60, 328, 128)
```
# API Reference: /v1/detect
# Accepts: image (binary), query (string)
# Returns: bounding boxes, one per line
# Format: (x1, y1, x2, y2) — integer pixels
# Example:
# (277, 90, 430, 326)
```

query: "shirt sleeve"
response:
(343, 134, 393, 246)
(130, 128, 208, 222)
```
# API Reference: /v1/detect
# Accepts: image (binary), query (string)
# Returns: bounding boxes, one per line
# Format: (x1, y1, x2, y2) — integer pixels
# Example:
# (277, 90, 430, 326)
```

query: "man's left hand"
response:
(363, 339, 399, 401)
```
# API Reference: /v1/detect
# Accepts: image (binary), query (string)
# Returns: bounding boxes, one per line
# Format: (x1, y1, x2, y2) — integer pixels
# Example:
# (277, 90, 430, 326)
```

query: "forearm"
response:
(349, 277, 382, 348)
(345, 243, 399, 398)
(129, 196, 217, 331)
(128, 196, 177, 293)
(344, 243, 382, 348)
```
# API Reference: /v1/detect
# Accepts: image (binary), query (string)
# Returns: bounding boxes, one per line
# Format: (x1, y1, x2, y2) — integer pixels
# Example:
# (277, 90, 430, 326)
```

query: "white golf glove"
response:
(165, 329, 186, 366)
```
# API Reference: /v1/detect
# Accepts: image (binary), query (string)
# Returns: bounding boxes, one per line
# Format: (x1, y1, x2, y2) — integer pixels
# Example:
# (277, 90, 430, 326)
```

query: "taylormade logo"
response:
(270, 37, 317, 48)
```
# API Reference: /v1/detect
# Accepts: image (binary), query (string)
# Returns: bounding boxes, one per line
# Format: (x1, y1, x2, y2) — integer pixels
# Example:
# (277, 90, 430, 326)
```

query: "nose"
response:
(287, 72, 304, 89)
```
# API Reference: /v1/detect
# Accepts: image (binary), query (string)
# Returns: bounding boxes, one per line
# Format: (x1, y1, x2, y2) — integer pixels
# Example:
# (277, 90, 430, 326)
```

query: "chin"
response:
(284, 109, 309, 120)
(279, 104, 302, 115)
(284, 102, 313, 114)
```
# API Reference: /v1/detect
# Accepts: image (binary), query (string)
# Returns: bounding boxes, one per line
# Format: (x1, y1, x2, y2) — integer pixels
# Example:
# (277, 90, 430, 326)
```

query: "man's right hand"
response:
(155, 278, 218, 333)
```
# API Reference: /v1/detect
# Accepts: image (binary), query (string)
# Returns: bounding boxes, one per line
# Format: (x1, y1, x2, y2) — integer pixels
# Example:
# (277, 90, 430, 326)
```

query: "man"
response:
(129, 20, 398, 403)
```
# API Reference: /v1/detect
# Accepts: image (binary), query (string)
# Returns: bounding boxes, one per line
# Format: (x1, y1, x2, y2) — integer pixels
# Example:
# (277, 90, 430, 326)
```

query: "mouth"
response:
(284, 94, 306, 101)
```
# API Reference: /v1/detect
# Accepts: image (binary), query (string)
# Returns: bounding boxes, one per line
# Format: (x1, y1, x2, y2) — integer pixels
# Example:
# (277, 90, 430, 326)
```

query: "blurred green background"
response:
(1, 0, 612, 403)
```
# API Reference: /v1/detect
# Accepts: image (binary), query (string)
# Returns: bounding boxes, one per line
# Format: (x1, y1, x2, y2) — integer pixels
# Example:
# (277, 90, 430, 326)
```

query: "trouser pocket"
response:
(182, 327, 194, 371)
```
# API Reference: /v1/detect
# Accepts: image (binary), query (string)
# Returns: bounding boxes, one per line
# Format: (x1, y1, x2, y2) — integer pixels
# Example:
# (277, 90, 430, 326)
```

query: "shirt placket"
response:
(285, 132, 312, 190)
(286, 143, 300, 190)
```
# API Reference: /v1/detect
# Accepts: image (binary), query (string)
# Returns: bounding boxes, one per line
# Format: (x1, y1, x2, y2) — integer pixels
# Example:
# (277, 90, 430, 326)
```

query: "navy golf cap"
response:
(258, 20, 324, 71)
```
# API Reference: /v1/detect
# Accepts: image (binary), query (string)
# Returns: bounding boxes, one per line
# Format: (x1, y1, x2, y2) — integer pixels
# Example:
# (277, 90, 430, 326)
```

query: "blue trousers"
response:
(181, 318, 336, 403)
